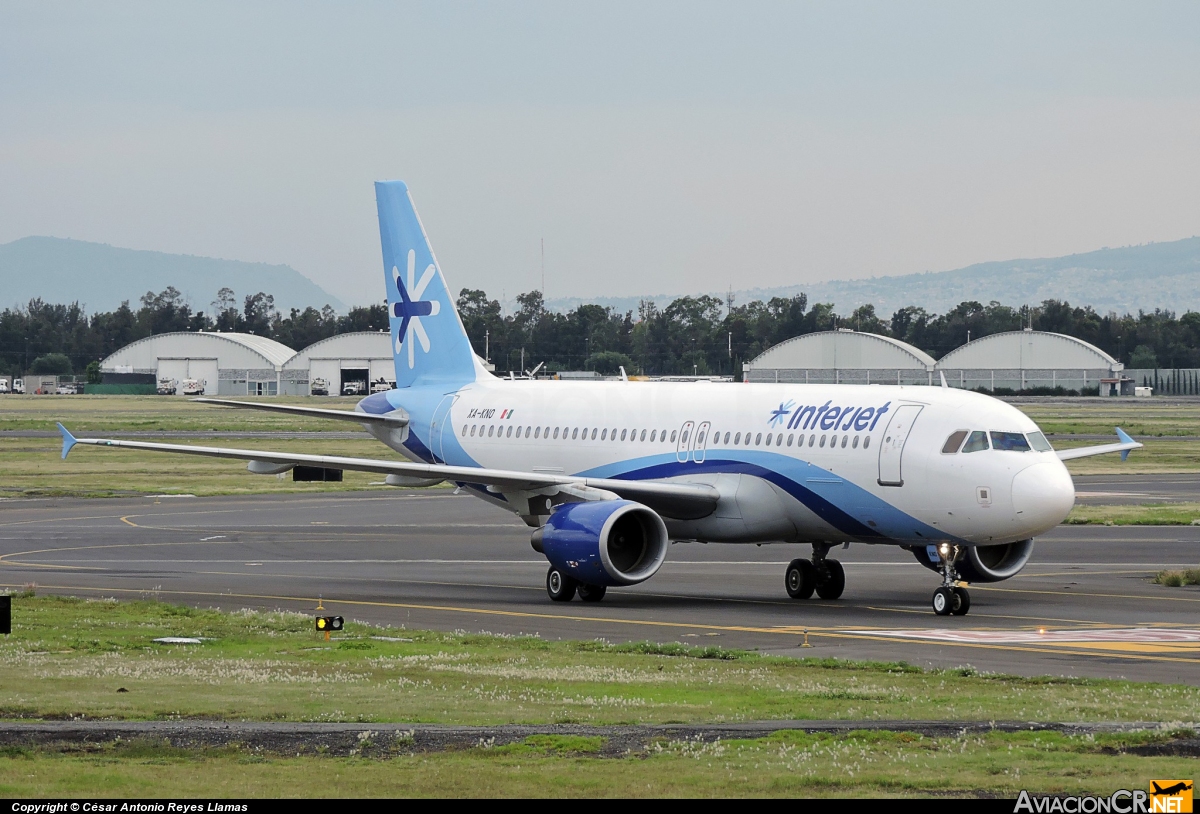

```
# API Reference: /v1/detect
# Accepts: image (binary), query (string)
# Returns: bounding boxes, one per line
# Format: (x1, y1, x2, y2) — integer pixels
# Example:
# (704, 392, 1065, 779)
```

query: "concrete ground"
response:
(2, 484, 1198, 685)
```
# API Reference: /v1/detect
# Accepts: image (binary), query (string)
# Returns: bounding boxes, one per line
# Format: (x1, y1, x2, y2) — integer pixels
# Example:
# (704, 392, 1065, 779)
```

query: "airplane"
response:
(57, 181, 1143, 616)
(1152, 782, 1193, 797)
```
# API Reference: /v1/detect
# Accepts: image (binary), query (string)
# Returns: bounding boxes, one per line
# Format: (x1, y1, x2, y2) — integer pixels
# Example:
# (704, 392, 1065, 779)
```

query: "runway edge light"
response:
(1, 595, 10, 635)
(315, 616, 344, 633)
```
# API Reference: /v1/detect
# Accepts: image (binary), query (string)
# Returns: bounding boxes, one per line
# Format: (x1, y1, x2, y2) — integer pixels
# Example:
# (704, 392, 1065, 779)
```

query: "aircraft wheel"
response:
(815, 559, 845, 600)
(785, 559, 817, 599)
(546, 567, 577, 602)
(578, 583, 607, 602)
(951, 586, 971, 616)
(932, 586, 957, 615)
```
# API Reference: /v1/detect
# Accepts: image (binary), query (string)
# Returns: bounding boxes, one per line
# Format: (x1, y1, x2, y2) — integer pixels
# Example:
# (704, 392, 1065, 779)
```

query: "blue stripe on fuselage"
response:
(581, 451, 957, 544)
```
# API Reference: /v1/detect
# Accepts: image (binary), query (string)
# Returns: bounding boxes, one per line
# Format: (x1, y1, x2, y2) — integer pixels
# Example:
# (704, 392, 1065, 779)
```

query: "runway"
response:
(2, 487, 1199, 685)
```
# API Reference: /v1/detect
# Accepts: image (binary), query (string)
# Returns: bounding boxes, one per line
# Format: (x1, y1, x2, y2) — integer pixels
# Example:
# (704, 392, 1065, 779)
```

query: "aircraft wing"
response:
(1055, 427, 1143, 462)
(191, 397, 408, 427)
(56, 424, 718, 519)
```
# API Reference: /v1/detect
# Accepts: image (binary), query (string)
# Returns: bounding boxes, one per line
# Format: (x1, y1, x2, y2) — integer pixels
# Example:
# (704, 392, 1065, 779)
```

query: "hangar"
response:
(99, 331, 295, 396)
(934, 329, 1125, 395)
(743, 329, 935, 385)
(280, 331, 394, 396)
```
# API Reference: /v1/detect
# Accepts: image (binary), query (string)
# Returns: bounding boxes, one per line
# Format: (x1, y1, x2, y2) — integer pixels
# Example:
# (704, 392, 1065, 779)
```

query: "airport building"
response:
(280, 331, 394, 396)
(742, 329, 936, 386)
(99, 331, 296, 396)
(744, 328, 1128, 395)
(934, 330, 1125, 395)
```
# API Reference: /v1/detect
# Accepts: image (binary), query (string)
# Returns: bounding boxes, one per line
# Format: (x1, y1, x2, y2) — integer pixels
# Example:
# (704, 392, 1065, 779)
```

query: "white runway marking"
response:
(857, 628, 1200, 644)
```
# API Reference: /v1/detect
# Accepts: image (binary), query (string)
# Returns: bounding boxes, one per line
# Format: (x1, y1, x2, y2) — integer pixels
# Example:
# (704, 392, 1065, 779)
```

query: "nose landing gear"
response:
(931, 544, 971, 616)
(785, 544, 845, 600)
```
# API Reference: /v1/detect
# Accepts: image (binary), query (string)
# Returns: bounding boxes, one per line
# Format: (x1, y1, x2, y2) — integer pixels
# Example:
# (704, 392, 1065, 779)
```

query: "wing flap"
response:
(57, 427, 718, 518)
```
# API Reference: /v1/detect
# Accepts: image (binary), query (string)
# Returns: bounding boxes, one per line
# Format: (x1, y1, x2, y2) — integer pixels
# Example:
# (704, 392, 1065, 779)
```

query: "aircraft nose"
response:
(1012, 461, 1075, 531)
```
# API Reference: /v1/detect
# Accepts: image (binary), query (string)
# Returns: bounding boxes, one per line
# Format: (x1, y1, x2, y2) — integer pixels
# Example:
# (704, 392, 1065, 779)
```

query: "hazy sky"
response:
(2, 1, 1198, 306)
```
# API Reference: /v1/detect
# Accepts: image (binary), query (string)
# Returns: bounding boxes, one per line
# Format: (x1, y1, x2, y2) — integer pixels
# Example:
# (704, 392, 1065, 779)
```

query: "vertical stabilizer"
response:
(375, 181, 481, 388)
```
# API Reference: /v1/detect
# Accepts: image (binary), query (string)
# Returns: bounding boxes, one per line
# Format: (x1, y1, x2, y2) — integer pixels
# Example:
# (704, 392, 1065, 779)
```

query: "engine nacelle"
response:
(533, 500, 669, 586)
(911, 539, 1035, 583)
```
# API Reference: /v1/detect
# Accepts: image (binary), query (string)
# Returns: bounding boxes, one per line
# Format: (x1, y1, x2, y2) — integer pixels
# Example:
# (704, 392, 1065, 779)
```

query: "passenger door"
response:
(877, 404, 923, 487)
(430, 393, 458, 463)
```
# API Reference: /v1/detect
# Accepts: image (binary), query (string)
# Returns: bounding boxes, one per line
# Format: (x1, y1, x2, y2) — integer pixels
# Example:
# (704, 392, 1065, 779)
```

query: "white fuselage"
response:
(369, 379, 1076, 549)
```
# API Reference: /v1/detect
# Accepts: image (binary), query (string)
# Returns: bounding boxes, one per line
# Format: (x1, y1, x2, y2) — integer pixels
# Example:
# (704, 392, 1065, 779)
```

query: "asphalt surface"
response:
(2, 483, 1199, 685)
(1073, 474, 1200, 505)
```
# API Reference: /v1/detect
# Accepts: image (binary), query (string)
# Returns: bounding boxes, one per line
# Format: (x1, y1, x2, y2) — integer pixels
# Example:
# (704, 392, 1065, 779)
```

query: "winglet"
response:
(57, 422, 77, 459)
(1115, 427, 1134, 461)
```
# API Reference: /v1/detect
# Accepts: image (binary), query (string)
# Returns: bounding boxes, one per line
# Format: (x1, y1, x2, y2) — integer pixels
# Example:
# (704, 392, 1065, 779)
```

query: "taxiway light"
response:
(315, 616, 344, 632)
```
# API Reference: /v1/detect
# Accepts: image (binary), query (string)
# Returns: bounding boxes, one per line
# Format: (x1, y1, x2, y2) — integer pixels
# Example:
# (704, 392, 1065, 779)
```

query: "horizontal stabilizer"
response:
(192, 398, 408, 427)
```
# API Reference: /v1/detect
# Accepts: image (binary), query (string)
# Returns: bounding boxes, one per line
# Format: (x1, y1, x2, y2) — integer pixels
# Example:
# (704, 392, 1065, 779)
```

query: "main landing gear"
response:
(785, 544, 845, 601)
(931, 542, 970, 616)
(546, 566, 607, 603)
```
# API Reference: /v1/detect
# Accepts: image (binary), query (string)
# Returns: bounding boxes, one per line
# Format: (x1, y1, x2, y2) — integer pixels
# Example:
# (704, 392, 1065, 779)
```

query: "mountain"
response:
(537, 237, 1200, 317)
(0, 236, 345, 314)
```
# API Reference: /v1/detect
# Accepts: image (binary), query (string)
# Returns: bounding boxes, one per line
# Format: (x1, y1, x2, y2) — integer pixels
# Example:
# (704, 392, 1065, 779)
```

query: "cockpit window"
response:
(990, 431, 1031, 451)
(1026, 431, 1053, 452)
(961, 431, 989, 453)
(941, 430, 969, 454)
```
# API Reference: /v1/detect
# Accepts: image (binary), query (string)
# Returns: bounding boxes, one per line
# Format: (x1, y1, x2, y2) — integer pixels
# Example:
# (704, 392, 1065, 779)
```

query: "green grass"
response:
(1016, 402, 1200, 438)
(1, 595, 1198, 725)
(2, 596, 1198, 797)
(1066, 502, 1200, 525)
(1153, 569, 1200, 587)
(1, 729, 1197, 797)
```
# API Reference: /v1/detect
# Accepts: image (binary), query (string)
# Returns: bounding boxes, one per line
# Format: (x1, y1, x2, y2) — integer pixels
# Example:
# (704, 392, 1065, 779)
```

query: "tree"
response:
(1129, 345, 1158, 369)
(85, 360, 102, 384)
(30, 353, 72, 375)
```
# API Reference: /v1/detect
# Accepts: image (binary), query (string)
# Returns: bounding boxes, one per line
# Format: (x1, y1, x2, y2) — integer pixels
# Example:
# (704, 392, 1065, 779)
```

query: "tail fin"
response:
(375, 181, 483, 387)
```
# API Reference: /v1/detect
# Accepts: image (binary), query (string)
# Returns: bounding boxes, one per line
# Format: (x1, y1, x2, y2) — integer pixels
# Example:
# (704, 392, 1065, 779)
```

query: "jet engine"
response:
(911, 539, 1035, 583)
(531, 500, 669, 586)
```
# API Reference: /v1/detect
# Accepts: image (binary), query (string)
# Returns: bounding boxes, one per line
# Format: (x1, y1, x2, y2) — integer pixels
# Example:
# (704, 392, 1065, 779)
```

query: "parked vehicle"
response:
(342, 380, 365, 396)
(12, 378, 24, 394)
(180, 378, 206, 396)
(157, 377, 178, 395)
(56, 382, 80, 395)
(370, 378, 395, 393)
(310, 377, 330, 396)
(0, 379, 9, 394)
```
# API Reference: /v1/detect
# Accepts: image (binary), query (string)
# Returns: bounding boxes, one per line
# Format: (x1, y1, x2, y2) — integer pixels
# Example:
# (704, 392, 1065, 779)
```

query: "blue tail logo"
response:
(375, 180, 479, 388)
(392, 248, 442, 369)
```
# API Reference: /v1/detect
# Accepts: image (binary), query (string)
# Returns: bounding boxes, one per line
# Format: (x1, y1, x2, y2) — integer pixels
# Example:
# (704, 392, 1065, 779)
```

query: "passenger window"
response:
(990, 431, 1031, 451)
(754, 433, 762, 445)
(830, 434, 837, 447)
(461, 425, 468, 437)
(1027, 431, 1053, 452)
(534, 427, 540, 439)
(734, 432, 741, 445)
(841, 436, 848, 448)
(571, 428, 578, 440)
(670, 430, 677, 443)
(808, 434, 816, 447)
(470, 425, 477, 437)
(650, 430, 657, 442)
(553, 427, 560, 439)
(787, 434, 793, 447)
(601, 428, 607, 440)
(507, 426, 513, 437)
(680, 430, 688, 445)
(724, 432, 731, 444)
(942, 430, 969, 454)
(819, 435, 826, 447)
(863, 435, 871, 449)
(620, 429, 628, 441)
(488, 425, 495, 437)
(591, 428, 598, 440)
(852, 435, 859, 449)
(640, 429, 648, 442)
(961, 431, 989, 453)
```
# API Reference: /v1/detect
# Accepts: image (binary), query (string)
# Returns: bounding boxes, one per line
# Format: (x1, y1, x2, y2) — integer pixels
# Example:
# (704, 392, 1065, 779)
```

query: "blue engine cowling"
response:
(534, 500, 669, 587)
